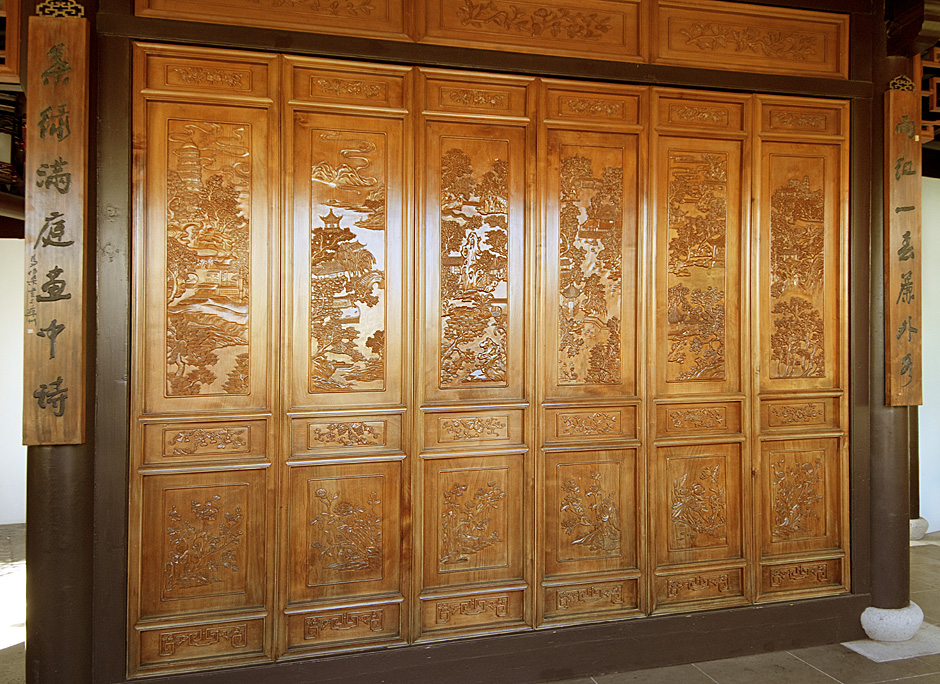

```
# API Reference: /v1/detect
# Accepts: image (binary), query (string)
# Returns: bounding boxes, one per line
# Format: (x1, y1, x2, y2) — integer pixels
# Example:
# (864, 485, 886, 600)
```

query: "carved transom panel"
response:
(164, 120, 252, 397)
(665, 150, 727, 382)
(308, 130, 388, 393)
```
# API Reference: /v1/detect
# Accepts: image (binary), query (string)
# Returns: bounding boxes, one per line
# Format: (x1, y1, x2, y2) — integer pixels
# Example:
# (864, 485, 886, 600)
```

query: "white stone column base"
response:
(911, 517, 930, 541)
(861, 602, 924, 642)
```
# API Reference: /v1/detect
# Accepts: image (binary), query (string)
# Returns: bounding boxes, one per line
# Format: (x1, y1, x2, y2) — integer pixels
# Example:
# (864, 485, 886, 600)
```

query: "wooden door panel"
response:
(652, 443, 742, 567)
(138, 469, 270, 618)
(541, 129, 639, 399)
(140, 101, 274, 414)
(543, 449, 638, 578)
(758, 143, 841, 391)
(653, 136, 743, 396)
(760, 438, 841, 557)
(287, 111, 406, 410)
(420, 120, 528, 404)
(287, 461, 403, 603)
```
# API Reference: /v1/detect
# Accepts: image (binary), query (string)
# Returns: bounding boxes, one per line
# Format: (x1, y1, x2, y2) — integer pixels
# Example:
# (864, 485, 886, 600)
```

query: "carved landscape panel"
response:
(288, 109, 405, 409)
(655, 138, 741, 395)
(421, 120, 527, 403)
(288, 462, 401, 603)
(543, 128, 638, 399)
(759, 143, 841, 391)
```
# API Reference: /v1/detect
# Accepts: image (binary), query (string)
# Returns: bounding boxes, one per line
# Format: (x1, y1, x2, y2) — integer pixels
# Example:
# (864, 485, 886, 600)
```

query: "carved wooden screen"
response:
(130, 44, 850, 676)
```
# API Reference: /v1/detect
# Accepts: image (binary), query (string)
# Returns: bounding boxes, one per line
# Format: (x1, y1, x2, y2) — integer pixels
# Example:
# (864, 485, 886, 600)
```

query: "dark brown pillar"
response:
(26, 444, 94, 684)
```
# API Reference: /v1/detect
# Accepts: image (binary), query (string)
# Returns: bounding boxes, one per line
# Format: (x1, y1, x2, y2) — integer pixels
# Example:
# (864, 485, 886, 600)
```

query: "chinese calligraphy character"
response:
(898, 231, 915, 261)
(895, 206, 916, 213)
(33, 376, 67, 417)
(895, 156, 916, 180)
(897, 270, 915, 304)
(896, 115, 916, 140)
(41, 44, 71, 86)
(35, 157, 71, 195)
(35, 211, 74, 249)
(37, 319, 65, 359)
(901, 353, 914, 388)
(36, 266, 71, 302)
(897, 316, 919, 342)
(38, 105, 71, 142)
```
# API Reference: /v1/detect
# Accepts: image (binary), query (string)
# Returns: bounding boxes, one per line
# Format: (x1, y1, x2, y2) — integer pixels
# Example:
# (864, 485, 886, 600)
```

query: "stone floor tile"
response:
(791, 643, 940, 683)
(694, 651, 839, 684)
(593, 664, 717, 683)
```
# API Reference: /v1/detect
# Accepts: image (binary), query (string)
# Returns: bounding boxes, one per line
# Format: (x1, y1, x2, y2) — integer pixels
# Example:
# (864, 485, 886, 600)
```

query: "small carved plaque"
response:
(158, 624, 248, 657)
(768, 562, 830, 588)
(769, 110, 828, 132)
(768, 402, 826, 427)
(311, 77, 389, 102)
(556, 411, 620, 437)
(435, 595, 508, 624)
(668, 104, 729, 126)
(303, 609, 385, 640)
(438, 416, 509, 442)
(560, 97, 624, 119)
(665, 571, 731, 599)
(306, 421, 387, 448)
(163, 426, 250, 456)
(666, 407, 726, 431)
(556, 584, 624, 610)
(440, 87, 509, 110)
(165, 65, 252, 91)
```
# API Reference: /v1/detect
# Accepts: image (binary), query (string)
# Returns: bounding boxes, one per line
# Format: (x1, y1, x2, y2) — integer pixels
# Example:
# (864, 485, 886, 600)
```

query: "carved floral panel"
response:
(769, 448, 827, 542)
(438, 139, 511, 389)
(557, 145, 624, 386)
(306, 128, 389, 393)
(558, 465, 621, 561)
(667, 456, 728, 551)
(164, 120, 253, 397)
(665, 149, 728, 383)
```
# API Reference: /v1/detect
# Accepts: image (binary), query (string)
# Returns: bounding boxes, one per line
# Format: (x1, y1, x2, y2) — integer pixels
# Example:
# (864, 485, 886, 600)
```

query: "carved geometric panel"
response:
(544, 450, 637, 577)
(141, 100, 273, 414)
(285, 601, 403, 653)
(423, 454, 524, 588)
(288, 104, 406, 409)
(421, 118, 527, 403)
(655, 443, 742, 567)
(542, 127, 638, 399)
(760, 558, 843, 596)
(138, 470, 268, 618)
(654, 566, 745, 607)
(138, 618, 266, 669)
(655, 1, 849, 79)
(418, 588, 526, 637)
(543, 578, 639, 621)
(761, 438, 841, 556)
(655, 137, 742, 396)
(420, 0, 643, 63)
(288, 461, 401, 603)
(759, 143, 842, 391)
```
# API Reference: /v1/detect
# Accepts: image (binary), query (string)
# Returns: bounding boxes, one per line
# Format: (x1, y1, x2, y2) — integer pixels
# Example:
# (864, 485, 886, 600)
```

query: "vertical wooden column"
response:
(24, 4, 92, 684)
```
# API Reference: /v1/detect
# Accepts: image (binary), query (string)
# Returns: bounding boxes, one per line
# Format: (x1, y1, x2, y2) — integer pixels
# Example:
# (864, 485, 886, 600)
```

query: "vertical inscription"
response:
(308, 131, 387, 392)
(665, 151, 727, 382)
(439, 143, 509, 387)
(165, 121, 251, 396)
(557, 147, 623, 385)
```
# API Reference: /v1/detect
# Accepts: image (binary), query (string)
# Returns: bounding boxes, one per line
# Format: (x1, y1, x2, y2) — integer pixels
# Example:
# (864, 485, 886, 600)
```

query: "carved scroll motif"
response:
(771, 453, 824, 540)
(560, 98, 624, 118)
(167, 67, 248, 89)
(679, 23, 818, 61)
(164, 427, 249, 456)
(558, 411, 618, 436)
(769, 175, 825, 378)
(442, 88, 509, 109)
(560, 472, 621, 553)
(244, 0, 377, 17)
(770, 111, 827, 131)
(309, 131, 387, 392)
(435, 596, 508, 623)
(456, 0, 613, 41)
(439, 146, 509, 387)
(769, 563, 829, 587)
(310, 421, 384, 447)
(666, 572, 730, 598)
(312, 78, 387, 101)
(164, 496, 243, 593)
(670, 105, 729, 125)
(164, 121, 252, 397)
(665, 151, 727, 382)
(158, 624, 248, 656)
(770, 402, 825, 425)
(304, 610, 385, 640)
(556, 584, 624, 610)
(670, 463, 727, 549)
(439, 416, 507, 441)
(309, 488, 382, 573)
(439, 481, 505, 565)
(558, 150, 623, 385)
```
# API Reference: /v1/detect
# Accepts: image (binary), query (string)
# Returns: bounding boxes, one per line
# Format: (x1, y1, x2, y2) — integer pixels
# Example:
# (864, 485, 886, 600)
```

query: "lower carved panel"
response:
(137, 618, 266, 668)
(654, 567, 744, 607)
(760, 558, 844, 597)
(542, 578, 638, 621)
(418, 589, 526, 637)
(285, 601, 403, 652)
